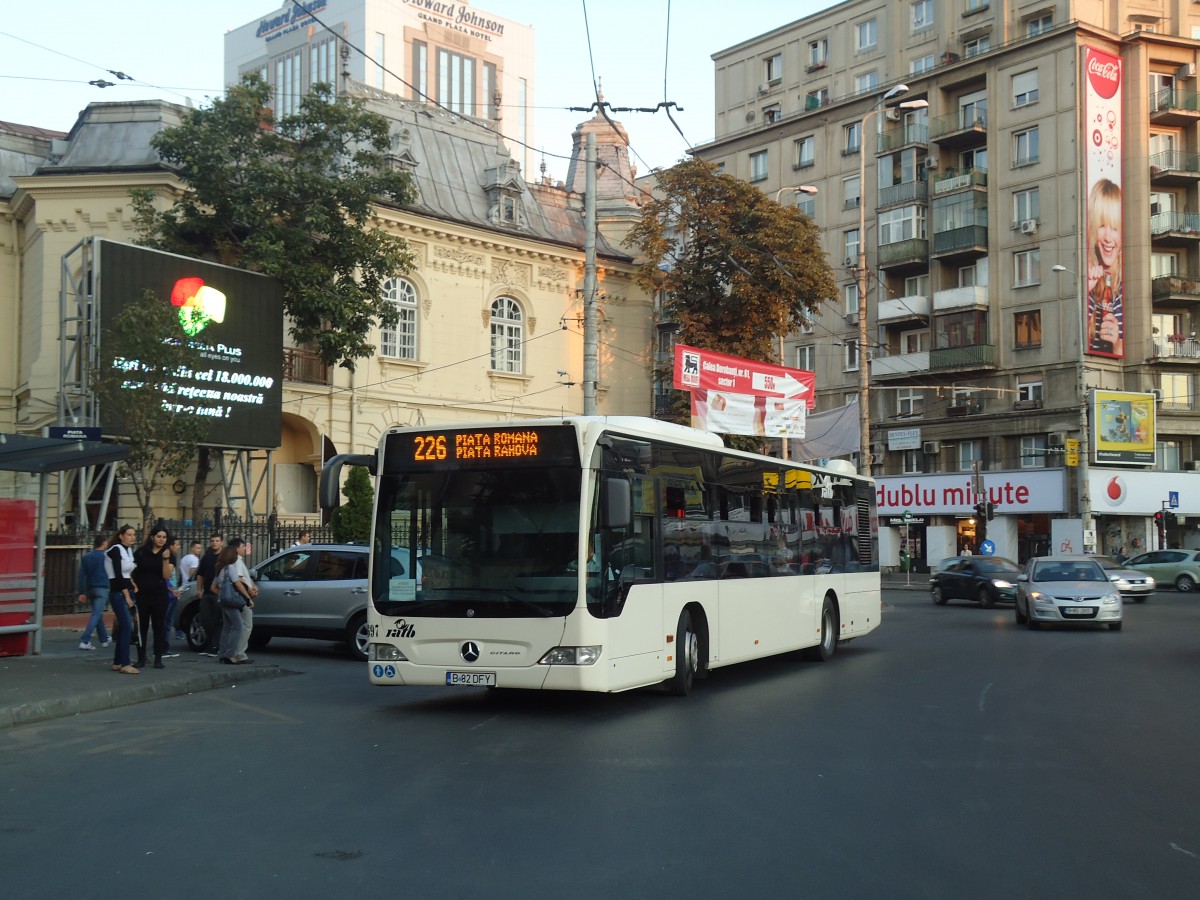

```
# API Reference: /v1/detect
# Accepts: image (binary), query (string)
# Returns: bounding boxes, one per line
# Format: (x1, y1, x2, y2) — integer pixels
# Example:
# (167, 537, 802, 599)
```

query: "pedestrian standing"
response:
(175, 540, 202, 642)
(132, 525, 174, 670)
(228, 538, 258, 664)
(194, 533, 224, 656)
(75, 534, 112, 651)
(292, 530, 312, 547)
(214, 544, 253, 664)
(105, 524, 139, 675)
(162, 535, 182, 658)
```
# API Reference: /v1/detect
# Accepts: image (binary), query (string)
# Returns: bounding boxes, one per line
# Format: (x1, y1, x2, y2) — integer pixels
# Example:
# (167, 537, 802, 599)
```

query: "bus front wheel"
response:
(667, 610, 699, 696)
(801, 596, 838, 662)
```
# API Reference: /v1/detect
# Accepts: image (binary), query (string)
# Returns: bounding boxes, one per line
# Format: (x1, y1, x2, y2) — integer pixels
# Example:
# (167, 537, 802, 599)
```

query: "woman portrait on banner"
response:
(1085, 177, 1124, 357)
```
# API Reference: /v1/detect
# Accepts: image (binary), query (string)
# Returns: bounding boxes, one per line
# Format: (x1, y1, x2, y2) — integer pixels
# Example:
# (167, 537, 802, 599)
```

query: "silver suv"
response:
(178, 544, 416, 660)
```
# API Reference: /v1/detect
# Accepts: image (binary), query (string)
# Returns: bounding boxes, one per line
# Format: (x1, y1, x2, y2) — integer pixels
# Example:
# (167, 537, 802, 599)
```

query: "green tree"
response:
(94, 290, 208, 528)
(132, 74, 417, 370)
(626, 158, 836, 436)
(329, 466, 374, 543)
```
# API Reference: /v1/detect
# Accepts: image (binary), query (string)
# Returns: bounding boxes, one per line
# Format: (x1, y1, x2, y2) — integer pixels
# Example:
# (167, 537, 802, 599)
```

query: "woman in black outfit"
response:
(106, 524, 139, 675)
(132, 524, 174, 669)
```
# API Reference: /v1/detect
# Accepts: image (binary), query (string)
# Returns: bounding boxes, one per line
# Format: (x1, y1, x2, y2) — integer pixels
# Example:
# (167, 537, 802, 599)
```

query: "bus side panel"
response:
(595, 582, 668, 689)
(715, 575, 827, 666)
(835, 572, 883, 639)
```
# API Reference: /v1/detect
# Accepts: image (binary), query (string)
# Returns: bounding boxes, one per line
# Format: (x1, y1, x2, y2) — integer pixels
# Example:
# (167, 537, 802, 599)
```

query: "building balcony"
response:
(877, 238, 929, 269)
(878, 123, 929, 153)
(1150, 211, 1200, 245)
(928, 108, 988, 147)
(878, 293, 929, 322)
(870, 350, 929, 380)
(1150, 151, 1200, 185)
(1151, 273, 1200, 302)
(929, 343, 996, 371)
(1150, 336, 1200, 360)
(282, 347, 331, 385)
(933, 284, 988, 311)
(931, 167, 987, 195)
(877, 180, 928, 209)
(931, 224, 988, 258)
(1150, 88, 1200, 126)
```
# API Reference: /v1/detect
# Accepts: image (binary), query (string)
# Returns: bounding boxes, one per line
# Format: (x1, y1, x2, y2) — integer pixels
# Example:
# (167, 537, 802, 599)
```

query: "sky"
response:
(0, 0, 829, 182)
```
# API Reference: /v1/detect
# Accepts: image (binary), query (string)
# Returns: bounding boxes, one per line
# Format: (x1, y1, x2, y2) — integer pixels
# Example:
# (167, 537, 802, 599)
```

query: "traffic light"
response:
(973, 501, 985, 519)
(1153, 510, 1165, 526)
(985, 501, 996, 521)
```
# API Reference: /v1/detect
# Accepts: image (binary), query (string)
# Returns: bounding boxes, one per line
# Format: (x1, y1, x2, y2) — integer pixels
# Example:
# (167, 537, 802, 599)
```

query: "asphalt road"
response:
(2, 589, 1198, 899)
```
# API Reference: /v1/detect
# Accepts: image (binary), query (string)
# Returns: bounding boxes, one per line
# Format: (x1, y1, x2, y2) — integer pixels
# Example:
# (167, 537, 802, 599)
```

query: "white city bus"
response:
(320, 417, 881, 695)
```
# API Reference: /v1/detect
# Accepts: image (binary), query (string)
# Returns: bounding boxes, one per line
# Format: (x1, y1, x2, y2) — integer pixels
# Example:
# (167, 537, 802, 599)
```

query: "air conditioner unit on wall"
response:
(923, 157, 938, 170)
(1020, 219, 1038, 234)
(758, 82, 770, 95)
(1151, 388, 1163, 400)
(1047, 432, 1067, 448)
(922, 440, 940, 454)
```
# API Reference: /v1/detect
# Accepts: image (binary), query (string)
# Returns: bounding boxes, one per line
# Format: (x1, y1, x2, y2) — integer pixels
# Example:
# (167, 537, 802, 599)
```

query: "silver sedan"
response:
(1015, 557, 1123, 631)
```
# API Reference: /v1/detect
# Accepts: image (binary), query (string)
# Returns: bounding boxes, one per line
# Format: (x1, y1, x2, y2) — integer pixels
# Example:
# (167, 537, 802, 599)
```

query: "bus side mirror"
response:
(601, 477, 632, 530)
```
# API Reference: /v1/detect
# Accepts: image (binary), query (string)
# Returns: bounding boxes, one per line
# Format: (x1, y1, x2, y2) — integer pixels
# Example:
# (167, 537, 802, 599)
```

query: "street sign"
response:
(902, 509, 913, 523)
(980, 539, 995, 556)
(1169, 491, 1180, 509)
(1065, 438, 1080, 467)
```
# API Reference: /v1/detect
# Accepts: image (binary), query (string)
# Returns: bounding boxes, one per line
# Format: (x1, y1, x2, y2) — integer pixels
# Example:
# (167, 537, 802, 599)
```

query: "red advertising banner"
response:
(673, 344, 815, 407)
(1082, 46, 1124, 359)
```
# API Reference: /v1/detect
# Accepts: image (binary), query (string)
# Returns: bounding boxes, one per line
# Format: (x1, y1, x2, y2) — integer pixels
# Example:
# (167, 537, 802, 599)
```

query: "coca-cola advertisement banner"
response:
(1082, 46, 1124, 359)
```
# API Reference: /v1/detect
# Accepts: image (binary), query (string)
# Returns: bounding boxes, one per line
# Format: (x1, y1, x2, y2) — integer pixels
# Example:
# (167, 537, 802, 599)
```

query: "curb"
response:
(0, 664, 295, 730)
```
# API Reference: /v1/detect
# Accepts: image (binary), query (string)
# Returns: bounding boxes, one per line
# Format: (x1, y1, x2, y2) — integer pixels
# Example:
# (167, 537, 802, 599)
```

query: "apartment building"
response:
(695, 0, 1200, 568)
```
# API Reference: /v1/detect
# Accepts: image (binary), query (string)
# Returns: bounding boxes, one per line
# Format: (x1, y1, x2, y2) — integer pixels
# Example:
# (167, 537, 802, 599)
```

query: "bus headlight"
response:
(539, 645, 602, 666)
(371, 644, 408, 661)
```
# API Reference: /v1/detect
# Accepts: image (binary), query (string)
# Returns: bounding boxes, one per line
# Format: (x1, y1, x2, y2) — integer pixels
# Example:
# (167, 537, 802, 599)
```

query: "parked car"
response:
(1014, 556, 1123, 631)
(176, 544, 419, 660)
(1123, 549, 1200, 592)
(1090, 555, 1155, 602)
(930, 555, 1022, 607)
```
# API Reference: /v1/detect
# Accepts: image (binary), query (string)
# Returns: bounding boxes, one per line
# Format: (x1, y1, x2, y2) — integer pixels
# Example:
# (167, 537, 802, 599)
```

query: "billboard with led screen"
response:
(96, 240, 284, 449)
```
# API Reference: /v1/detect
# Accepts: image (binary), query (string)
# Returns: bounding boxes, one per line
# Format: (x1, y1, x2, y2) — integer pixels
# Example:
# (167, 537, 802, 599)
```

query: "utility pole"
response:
(583, 132, 598, 415)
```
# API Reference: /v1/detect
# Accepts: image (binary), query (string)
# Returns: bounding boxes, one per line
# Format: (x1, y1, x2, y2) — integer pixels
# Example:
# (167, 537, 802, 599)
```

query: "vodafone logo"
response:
(1087, 49, 1121, 99)
(1105, 475, 1127, 506)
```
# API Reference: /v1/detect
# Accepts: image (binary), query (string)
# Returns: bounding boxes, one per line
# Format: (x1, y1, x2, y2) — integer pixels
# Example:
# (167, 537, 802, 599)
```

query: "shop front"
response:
(1089, 468, 1200, 554)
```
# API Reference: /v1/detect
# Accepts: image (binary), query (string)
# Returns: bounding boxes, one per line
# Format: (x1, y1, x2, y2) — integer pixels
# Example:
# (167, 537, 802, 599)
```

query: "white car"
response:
(1015, 556, 1123, 631)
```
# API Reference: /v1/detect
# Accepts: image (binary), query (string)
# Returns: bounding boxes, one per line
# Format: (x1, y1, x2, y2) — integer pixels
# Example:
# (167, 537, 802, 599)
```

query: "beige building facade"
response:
(696, 1, 1200, 565)
(0, 91, 651, 529)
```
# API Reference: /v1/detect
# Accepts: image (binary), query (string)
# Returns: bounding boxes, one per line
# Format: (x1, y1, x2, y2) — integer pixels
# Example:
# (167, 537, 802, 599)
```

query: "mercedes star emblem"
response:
(461, 641, 480, 663)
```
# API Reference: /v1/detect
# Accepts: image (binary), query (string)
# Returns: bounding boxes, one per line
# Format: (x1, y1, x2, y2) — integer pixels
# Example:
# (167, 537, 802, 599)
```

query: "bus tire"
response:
(667, 610, 699, 696)
(801, 595, 838, 662)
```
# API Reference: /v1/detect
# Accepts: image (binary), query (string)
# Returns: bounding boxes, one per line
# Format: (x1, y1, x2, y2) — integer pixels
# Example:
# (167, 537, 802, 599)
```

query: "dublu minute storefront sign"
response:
(877, 470, 1067, 516)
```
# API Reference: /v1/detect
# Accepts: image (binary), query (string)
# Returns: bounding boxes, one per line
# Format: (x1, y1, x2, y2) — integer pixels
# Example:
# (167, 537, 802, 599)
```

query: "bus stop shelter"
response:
(0, 433, 129, 655)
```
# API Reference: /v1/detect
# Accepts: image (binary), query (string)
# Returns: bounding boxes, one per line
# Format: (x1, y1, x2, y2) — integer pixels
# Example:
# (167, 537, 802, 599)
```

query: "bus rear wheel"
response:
(667, 610, 699, 696)
(801, 596, 838, 662)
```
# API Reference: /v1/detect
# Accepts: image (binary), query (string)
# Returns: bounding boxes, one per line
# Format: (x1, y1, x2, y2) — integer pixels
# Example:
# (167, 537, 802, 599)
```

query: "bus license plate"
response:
(446, 671, 496, 686)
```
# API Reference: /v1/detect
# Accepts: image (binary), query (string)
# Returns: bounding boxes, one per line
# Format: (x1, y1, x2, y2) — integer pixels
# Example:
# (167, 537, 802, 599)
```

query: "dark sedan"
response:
(930, 555, 1022, 607)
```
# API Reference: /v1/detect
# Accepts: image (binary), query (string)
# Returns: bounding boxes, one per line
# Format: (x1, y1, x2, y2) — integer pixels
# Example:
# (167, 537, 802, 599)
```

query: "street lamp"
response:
(1052, 263, 1093, 546)
(857, 86, 928, 476)
(774, 185, 818, 460)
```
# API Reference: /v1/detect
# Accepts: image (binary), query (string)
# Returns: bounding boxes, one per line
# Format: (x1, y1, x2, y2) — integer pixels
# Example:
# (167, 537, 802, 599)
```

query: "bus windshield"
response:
(373, 464, 583, 618)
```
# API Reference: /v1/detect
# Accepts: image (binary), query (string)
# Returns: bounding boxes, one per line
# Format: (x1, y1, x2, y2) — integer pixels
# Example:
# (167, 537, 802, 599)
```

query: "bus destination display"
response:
(392, 426, 578, 470)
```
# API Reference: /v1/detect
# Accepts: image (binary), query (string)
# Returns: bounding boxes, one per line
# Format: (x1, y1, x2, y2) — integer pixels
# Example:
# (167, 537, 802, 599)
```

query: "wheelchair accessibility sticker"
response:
(373, 664, 397, 678)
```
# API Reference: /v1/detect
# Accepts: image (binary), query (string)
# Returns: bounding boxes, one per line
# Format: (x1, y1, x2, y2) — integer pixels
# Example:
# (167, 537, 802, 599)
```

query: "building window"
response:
(1156, 441, 1182, 471)
(911, 55, 936, 75)
(855, 71, 878, 94)
(750, 150, 768, 182)
(845, 283, 860, 315)
(375, 32, 386, 89)
(274, 50, 303, 116)
(764, 53, 783, 84)
(795, 135, 815, 168)
(311, 38, 336, 90)
(897, 387, 925, 416)
(964, 36, 990, 57)
(1013, 187, 1040, 225)
(902, 450, 923, 474)
(856, 19, 877, 51)
(1017, 379, 1043, 403)
(1160, 372, 1192, 408)
(957, 440, 982, 472)
(805, 87, 830, 109)
(1013, 249, 1040, 287)
(490, 296, 523, 373)
(967, 0, 989, 10)
(808, 39, 828, 69)
(796, 192, 816, 218)
(796, 345, 815, 370)
(437, 48, 477, 115)
(482, 62, 497, 120)
(934, 310, 986, 349)
(1013, 70, 1039, 108)
(1014, 311, 1042, 348)
(844, 228, 860, 265)
(380, 277, 418, 360)
(1027, 14, 1053, 36)
(912, 0, 934, 31)
(843, 174, 861, 209)
(845, 339, 860, 371)
(1020, 435, 1047, 469)
(879, 206, 927, 245)
(411, 40, 428, 100)
(844, 121, 862, 154)
(901, 329, 928, 353)
(1014, 127, 1039, 166)
(763, 104, 782, 124)
(905, 274, 930, 297)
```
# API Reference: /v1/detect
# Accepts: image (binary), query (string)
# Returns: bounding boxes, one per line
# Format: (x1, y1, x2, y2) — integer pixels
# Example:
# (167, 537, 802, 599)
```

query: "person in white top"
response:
(179, 541, 202, 584)
(228, 538, 258, 664)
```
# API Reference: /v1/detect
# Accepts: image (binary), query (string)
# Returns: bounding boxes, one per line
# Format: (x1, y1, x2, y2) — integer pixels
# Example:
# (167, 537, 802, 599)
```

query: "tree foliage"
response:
(329, 466, 374, 543)
(94, 290, 208, 528)
(132, 74, 417, 370)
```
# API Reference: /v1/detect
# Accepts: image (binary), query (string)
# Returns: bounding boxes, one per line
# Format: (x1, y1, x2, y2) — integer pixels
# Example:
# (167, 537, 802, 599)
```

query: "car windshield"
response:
(1034, 561, 1105, 582)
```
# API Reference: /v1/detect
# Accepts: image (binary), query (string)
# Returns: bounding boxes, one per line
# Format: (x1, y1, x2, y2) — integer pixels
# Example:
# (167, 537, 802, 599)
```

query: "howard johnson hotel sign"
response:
(256, 0, 329, 41)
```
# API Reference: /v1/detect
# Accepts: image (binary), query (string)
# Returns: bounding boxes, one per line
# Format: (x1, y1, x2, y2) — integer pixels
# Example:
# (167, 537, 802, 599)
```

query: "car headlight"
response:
(539, 645, 602, 666)
(1102, 593, 1121, 606)
(1146, 577, 1156, 588)
(992, 579, 1014, 590)
(1029, 590, 1049, 603)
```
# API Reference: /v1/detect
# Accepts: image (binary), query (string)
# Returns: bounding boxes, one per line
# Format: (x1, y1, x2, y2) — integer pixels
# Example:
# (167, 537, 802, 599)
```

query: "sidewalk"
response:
(0, 613, 292, 730)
